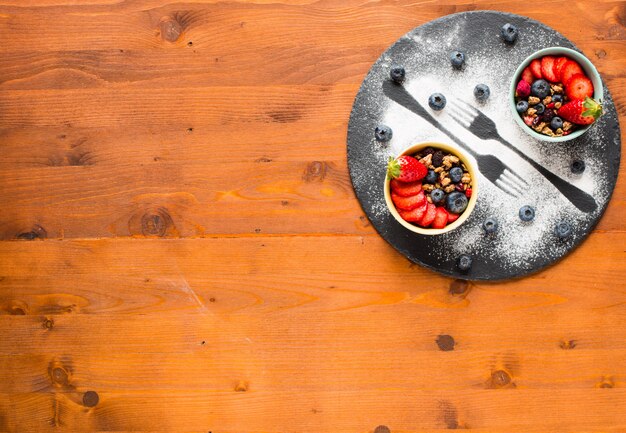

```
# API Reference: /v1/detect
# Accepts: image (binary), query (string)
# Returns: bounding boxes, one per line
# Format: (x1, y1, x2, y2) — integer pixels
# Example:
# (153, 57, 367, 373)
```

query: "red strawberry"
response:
(399, 201, 427, 223)
(530, 59, 543, 79)
(553, 56, 569, 79)
(390, 179, 422, 197)
(557, 97, 603, 125)
(431, 207, 449, 229)
(521, 66, 534, 84)
(447, 212, 460, 223)
(417, 203, 437, 227)
(560, 60, 584, 85)
(540, 56, 558, 82)
(516, 80, 531, 98)
(391, 190, 425, 211)
(387, 156, 427, 182)
(566, 74, 594, 100)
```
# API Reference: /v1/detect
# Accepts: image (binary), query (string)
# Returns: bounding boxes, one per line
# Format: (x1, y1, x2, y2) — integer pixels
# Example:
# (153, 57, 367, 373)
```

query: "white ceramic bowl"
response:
(510, 47, 603, 142)
(384, 141, 479, 235)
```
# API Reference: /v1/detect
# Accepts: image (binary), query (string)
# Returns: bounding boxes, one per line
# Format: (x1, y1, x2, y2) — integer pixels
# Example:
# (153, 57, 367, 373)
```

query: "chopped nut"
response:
(439, 171, 448, 181)
(419, 153, 432, 167)
(543, 96, 552, 105)
(528, 96, 540, 105)
(542, 126, 555, 136)
(463, 183, 468, 190)
(533, 122, 546, 132)
(554, 102, 562, 109)
(428, 164, 436, 170)
(443, 159, 452, 169)
(461, 174, 471, 184)
(448, 155, 460, 164)
(422, 183, 434, 192)
(441, 177, 451, 187)
(461, 163, 467, 170)
(527, 107, 537, 116)
(444, 185, 455, 193)
(426, 195, 433, 203)
(434, 167, 444, 173)
(556, 128, 563, 135)
(563, 121, 572, 131)
(435, 183, 441, 189)
(551, 84, 563, 93)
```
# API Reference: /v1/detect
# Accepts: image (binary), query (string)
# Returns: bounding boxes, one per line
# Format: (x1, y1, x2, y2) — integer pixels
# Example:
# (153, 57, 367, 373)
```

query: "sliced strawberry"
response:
(530, 59, 543, 79)
(566, 74, 594, 100)
(540, 56, 558, 82)
(391, 190, 425, 211)
(447, 212, 460, 223)
(521, 66, 534, 84)
(553, 56, 569, 79)
(398, 201, 427, 223)
(560, 60, 584, 86)
(390, 179, 422, 197)
(431, 207, 449, 229)
(417, 203, 437, 227)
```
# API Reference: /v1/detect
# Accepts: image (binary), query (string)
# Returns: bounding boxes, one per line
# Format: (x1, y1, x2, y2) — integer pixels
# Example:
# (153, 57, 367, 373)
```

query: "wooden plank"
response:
(1, 390, 624, 432)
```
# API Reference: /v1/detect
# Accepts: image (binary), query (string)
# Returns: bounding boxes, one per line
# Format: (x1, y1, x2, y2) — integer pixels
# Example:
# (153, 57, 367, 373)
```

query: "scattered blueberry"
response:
(474, 84, 490, 102)
(516, 100, 529, 113)
(450, 51, 465, 69)
(428, 93, 447, 111)
(374, 125, 392, 142)
(551, 116, 564, 130)
(482, 217, 498, 234)
(535, 103, 545, 114)
(446, 191, 468, 214)
(501, 23, 518, 44)
(519, 205, 535, 222)
(552, 94, 563, 103)
(555, 221, 573, 239)
(449, 167, 463, 183)
(531, 79, 550, 99)
(430, 188, 445, 204)
(571, 159, 585, 174)
(390, 65, 406, 84)
(424, 169, 438, 184)
(456, 255, 472, 271)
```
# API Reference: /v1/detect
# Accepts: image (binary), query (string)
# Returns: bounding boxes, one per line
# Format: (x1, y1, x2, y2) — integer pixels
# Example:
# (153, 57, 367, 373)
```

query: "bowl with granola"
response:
(384, 142, 478, 235)
(510, 47, 603, 142)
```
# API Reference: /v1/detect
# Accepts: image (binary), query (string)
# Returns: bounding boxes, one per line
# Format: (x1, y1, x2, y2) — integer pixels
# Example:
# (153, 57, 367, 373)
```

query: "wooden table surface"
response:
(0, 1, 625, 431)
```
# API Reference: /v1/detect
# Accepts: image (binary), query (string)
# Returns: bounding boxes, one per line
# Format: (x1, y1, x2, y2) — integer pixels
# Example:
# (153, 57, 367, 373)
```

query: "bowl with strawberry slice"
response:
(510, 47, 603, 142)
(384, 142, 479, 235)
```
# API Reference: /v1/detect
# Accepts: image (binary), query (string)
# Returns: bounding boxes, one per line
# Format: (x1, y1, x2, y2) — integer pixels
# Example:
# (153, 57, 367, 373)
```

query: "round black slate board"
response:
(347, 11, 621, 281)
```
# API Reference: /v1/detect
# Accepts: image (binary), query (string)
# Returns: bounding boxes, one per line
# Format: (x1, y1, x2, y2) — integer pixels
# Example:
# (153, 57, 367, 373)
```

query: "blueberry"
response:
(516, 100, 529, 113)
(456, 254, 472, 271)
(430, 188, 445, 204)
(446, 191, 468, 214)
(555, 221, 572, 239)
(501, 23, 518, 44)
(473, 83, 490, 102)
(535, 103, 545, 114)
(449, 167, 463, 183)
(374, 125, 392, 142)
(450, 51, 465, 69)
(552, 94, 563, 103)
(390, 65, 405, 84)
(482, 217, 498, 234)
(519, 205, 535, 222)
(428, 93, 446, 111)
(531, 79, 550, 99)
(571, 159, 585, 174)
(551, 116, 563, 130)
(424, 169, 438, 184)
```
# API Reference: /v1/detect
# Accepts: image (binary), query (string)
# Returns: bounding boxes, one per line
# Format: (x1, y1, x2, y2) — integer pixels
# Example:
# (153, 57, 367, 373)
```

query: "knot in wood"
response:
(435, 334, 455, 351)
(8, 300, 28, 315)
(302, 161, 327, 182)
(83, 391, 99, 407)
(449, 279, 470, 295)
(42, 317, 54, 330)
(159, 17, 182, 42)
(490, 369, 511, 388)
(141, 209, 172, 237)
(374, 426, 391, 433)
(17, 224, 47, 240)
(51, 367, 69, 386)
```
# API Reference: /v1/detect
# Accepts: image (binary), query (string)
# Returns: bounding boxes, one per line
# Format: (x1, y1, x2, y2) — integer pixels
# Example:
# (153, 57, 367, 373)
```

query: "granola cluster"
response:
(518, 83, 574, 137)
(412, 147, 473, 201)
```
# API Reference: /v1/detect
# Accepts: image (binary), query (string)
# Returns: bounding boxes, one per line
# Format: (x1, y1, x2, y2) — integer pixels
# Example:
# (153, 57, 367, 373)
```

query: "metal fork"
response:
(448, 99, 597, 213)
(382, 81, 527, 198)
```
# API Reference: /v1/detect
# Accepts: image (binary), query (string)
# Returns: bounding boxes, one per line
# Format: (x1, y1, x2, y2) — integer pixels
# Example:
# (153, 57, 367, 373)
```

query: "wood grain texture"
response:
(0, 0, 625, 432)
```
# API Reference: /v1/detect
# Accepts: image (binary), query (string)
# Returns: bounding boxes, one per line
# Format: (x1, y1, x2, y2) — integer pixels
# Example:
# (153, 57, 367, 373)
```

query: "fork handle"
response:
(496, 137, 597, 213)
(382, 81, 479, 159)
